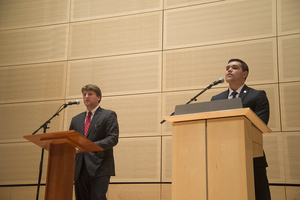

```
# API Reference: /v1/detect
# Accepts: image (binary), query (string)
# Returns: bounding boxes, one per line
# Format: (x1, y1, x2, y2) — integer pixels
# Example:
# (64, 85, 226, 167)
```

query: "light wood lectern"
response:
(164, 108, 271, 200)
(23, 130, 103, 200)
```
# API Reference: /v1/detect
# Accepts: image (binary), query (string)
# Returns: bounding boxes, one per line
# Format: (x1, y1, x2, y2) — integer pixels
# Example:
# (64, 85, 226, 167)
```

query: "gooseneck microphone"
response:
(160, 77, 224, 124)
(64, 100, 80, 105)
(210, 77, 224, 87)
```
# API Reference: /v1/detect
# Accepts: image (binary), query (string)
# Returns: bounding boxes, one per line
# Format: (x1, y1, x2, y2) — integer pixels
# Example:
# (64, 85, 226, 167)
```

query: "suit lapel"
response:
(78, 112, 86, 136)
(239, 85, 250, 102)
(222, 89, 230, 99)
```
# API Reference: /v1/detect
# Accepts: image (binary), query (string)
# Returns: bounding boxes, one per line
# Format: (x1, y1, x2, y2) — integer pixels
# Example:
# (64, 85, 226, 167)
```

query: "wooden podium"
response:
(23, 130, 103, 200)
(164, 108, 271, 200)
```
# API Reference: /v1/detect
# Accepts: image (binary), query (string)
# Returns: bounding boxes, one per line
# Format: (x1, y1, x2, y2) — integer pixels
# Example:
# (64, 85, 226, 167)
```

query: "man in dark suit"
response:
(69, 84, 119, 200)
(211, 59, 271, 200)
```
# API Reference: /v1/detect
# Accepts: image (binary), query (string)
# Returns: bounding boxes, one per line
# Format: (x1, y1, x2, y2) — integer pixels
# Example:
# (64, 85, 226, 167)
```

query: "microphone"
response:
(64, 100, 80, 105)
(211, 77, 224, 86)
(160, 77, 224, 124)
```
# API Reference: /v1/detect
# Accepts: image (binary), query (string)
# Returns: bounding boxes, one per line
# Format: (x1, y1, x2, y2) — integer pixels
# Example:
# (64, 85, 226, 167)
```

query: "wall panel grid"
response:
(70, 0, 163, 22)
(66, 52, 162, 98)
(1, 0, 300, 199)
(164, 0, 276, 49)
(0, 0, 70, 31)
(111, 137, 162, 183)
(278, 34, 300, 82)
(282, 132, 300, 184)
(0, 62, 68, 104)
(0, 142, 48, 185)
(280, 82, 300, 131)
(0, 24, 69, 67)
(164, 0, 224, 10)
(68, 11, 163, 60)
(162, 38, 278, 92)
(0, 186, 46, 200)
(277, 0, 300, 36)
(0, 101, 65, 143)
(263, 133, 285, 183)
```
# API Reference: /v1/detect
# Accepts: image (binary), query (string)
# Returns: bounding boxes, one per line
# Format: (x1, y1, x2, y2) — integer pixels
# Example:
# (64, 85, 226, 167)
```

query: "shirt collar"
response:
(228, 84, 244, 97)
(86, 105, 99, 116)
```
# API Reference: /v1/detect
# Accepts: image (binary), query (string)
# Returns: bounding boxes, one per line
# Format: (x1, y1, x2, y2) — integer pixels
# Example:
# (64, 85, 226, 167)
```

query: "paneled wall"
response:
(0, 0, 299, 199)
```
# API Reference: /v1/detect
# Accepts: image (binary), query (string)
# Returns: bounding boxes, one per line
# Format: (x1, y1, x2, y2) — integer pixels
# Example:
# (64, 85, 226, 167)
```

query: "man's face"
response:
(225, 61, 248, 84)
(82, 90, 100, 110)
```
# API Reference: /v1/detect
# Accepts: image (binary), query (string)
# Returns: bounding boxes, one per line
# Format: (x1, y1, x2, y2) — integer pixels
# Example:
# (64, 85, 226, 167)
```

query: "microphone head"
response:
(64, 100, 80, 105)
(210, 77, 225, 87)
(219, 77, 224, 83)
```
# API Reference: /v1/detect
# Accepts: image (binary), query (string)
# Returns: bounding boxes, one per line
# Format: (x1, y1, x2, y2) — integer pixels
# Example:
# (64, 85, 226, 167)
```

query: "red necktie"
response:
(84, 111, 92, 137)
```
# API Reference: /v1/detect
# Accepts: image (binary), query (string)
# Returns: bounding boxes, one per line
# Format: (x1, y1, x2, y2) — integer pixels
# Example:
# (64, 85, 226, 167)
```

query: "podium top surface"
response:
(164, 108, 272, 133)
(23, 130, 103, 153)
(174, 98, 243, 115)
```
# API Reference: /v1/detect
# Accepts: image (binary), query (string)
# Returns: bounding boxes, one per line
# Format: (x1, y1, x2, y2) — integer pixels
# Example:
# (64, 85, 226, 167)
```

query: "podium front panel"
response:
(207, 116, 255, 200)
(172, 120, 207, 200)
(45, 142, 76, 200)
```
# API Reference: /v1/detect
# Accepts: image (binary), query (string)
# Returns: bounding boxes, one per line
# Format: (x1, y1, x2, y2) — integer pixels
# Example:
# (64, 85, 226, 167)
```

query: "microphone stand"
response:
(31, 103, 69, 200)
(160, 82, 215, 124)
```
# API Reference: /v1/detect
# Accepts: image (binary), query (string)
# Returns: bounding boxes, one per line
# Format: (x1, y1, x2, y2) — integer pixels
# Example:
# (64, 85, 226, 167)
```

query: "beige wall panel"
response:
(10, 186, 45, 200)
(278, 34, 300, 82)
(161, 184, 172, 200)
(0, 24, 69, 67)
(286, 186, 300, 200)
(71, 0, 162, 21)
(0, 142, 48, 185)
(0, 187, 11, 200)
(107, 184, 161, 200)
(111, 137, 161, 182)
(278, 0, 300, 35)
(263, 132, 285, 184)
(0, 101, 64, 143)
(282, 132, 300, 184)
(280, 82, 300, 131)
(164, 0, 275, 49)
(269, 186, 286, 200)
(98, 94, 162, 137)
(64, 94, 162, 137)
(0, 0, 70, 30)
(67, 52, 162, 98)
(163, 38, 277, 91)
(164, 0, 223, 9)
(162, 136, 172, 182)
(69, 12, 162, 60)
(0, 62, 67, 104)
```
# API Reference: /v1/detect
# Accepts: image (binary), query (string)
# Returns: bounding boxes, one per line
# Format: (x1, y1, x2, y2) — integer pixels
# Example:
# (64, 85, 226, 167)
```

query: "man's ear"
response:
(243, 71, 248, 79)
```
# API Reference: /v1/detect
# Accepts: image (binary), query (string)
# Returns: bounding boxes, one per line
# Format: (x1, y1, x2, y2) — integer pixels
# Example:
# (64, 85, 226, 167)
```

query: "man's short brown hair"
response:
(81, 84, 102, 103)
(228, 58, 249, 80)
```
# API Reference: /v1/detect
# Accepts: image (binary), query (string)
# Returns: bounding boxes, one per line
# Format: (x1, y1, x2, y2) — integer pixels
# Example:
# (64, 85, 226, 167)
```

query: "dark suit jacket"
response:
(69, 107, 119, 180)
(211, 85, 269, 168)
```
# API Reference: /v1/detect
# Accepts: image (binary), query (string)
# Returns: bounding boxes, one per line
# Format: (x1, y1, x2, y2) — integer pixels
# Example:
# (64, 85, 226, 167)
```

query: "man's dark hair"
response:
(81, 84, 102, 103)
(228, 58, 249, 80)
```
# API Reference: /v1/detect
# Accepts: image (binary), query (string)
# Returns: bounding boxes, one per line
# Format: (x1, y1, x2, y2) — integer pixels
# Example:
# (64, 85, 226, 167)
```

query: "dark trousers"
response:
(75, 160, 110, 200)
(254, 168, 271, 200)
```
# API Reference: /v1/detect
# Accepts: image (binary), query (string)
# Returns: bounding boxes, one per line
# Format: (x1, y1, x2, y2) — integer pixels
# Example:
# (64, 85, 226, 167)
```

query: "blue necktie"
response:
(231, 91, 238, 98)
